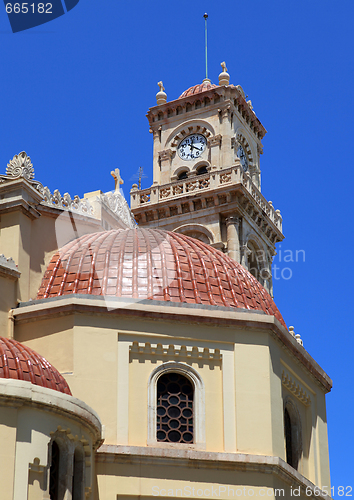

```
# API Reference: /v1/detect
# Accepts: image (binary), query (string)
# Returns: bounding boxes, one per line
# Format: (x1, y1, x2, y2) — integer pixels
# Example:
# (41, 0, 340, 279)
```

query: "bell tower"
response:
(130, 64, 284, 296)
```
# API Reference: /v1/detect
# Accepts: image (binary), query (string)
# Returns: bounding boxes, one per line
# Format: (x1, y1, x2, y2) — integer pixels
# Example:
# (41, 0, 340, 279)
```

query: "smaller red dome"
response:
(179, 80, 217, 98)
(0, 337, 71, 395)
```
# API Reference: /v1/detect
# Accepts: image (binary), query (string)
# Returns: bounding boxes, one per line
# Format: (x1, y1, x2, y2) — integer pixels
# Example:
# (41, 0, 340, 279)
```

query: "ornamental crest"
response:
(6, 152, 34, 181)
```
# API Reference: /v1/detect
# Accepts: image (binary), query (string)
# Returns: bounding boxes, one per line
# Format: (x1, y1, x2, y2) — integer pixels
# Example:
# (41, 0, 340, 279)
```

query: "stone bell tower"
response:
(130, 64, 284, 296)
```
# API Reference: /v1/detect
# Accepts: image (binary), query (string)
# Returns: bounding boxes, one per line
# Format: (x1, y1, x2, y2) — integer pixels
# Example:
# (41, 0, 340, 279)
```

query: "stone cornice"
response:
(13, 295, 332, 393)
(147, 85, 266, 141)
(0, 255, 21, 280)
(95, 445, 331, 499)
(0, 378, 102, 447)
(282, 369, 312, 406)
(0, 178, 43, 219)
(131, 168, 284, 245)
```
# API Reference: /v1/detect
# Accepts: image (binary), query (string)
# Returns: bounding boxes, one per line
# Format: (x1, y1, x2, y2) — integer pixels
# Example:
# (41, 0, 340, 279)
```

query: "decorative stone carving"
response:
(6, 151, 34, 181)
(282, 370, 311, 406)
(236, 85, 246, 99)
(100, 190, 136, 229)
(208, 134, 222, 147)
(0, 152, 44, 193)
(160, 187, 171, 199)
(0, 254, 17, 271)
(173, 184, 183, 195)
(140, 192, 151, 204)
(158, 149, 175, 162)
(170, 125, 212, 148)
(220, 172, 231, 184)
(0, 153, 136, 230)
(130, 342, 221, 362)
(0, 254, 20, 279)
(41, 186, 94, 216)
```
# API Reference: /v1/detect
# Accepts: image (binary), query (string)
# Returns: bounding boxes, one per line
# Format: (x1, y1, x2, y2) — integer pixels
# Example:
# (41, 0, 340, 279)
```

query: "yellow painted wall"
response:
(14, 305, 331, 490)
(0, 275, 17, 334)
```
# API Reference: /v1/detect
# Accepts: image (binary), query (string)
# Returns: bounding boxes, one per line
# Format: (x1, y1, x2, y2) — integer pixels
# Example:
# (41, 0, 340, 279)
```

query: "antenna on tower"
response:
(203, 13, 209, 82)
(131, 166, 148, 190)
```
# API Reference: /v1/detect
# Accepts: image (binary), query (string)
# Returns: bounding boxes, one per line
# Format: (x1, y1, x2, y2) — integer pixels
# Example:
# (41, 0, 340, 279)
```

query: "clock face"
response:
(237, 144, 249, 171)
(178, 134, 207, 161)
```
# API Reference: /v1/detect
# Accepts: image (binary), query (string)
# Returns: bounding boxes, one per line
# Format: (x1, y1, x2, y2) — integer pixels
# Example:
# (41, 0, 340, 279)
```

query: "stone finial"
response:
(247, 100, 253, 110)
(289, 326, 304, 347)
(295, 334, 303, 347)
(219, 61, 230, 86)
(111, 168, 124, 191)
(156, 81, 167, 105)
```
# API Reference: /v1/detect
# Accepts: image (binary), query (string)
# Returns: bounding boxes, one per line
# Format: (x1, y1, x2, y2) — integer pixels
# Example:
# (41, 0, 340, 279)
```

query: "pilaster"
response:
(208, 134, 222, 168)
(158, 149, 176, 184)
(220, 105, 232, 167)
(152, 128, 161, 185)
(0, 180, 42, 302)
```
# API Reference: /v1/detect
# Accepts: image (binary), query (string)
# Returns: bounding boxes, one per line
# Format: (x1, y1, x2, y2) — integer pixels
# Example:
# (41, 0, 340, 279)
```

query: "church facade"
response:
(0, 65, 332, 500)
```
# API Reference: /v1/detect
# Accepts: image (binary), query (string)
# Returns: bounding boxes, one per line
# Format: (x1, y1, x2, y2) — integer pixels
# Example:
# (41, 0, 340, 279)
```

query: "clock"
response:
(237, 144, 249, 171)
(178, 134, 207, 161)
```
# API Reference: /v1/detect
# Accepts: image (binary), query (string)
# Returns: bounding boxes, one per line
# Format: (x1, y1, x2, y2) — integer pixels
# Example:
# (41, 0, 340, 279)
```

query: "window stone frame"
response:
(147, 361, 206, 449)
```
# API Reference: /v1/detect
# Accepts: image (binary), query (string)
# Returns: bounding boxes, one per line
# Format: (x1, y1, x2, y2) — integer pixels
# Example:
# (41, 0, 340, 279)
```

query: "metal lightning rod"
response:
(204, 13, 208, 81)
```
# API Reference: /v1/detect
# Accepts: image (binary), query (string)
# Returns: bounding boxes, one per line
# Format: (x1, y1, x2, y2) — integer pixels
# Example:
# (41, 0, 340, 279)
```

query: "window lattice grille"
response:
(157, 372, 194, 443)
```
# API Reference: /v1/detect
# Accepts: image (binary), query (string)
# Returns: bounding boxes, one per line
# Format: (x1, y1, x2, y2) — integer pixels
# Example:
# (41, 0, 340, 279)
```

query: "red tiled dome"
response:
(0, 337, 71, 395)
(179, 80, 217, 98)
(38, 228, 286, 328)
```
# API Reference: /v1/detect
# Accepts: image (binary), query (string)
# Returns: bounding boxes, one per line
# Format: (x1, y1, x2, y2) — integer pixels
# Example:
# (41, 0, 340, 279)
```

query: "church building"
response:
(0, 64, 332, 499)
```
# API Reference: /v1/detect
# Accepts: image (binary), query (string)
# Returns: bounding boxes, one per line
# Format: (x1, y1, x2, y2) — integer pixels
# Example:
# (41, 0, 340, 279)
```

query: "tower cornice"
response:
(147, 85, 266, 141)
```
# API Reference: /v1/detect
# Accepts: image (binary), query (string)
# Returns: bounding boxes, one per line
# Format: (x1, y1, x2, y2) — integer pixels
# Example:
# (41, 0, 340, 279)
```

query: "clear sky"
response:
(0, 0, 353, 494)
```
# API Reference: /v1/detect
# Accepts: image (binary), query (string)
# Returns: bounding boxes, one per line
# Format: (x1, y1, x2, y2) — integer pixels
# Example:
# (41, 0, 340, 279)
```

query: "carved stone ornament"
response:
(208, 134, 222, 147)
(101, 190, 136, 229)
(41, 187, 94, 216)
(158, 149, 175, 162)
(6, 151, 34, 181)
(0, 152, 44, 193)
(1, 152, 136, 227)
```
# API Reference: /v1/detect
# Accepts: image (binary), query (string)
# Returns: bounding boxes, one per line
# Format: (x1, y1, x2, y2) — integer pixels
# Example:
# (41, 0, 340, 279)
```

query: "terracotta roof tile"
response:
(179, 81, 218, 98)
(0, 337, 71, 395)
(38, 228, 286, 328)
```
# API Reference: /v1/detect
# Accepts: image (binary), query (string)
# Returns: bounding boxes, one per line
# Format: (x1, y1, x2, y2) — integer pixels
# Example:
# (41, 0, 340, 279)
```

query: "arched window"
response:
(72, 448, 84, 500)
(284, 408, 294, 466)
(49, 441, 60, 500)
(156, 372, 194, 443)
(284, 400, 302, 470)
(196, 165, 208, 175)
(147, 362, 205, 448)
(177, 171, 188, 180)
(247, 243, 260, 281)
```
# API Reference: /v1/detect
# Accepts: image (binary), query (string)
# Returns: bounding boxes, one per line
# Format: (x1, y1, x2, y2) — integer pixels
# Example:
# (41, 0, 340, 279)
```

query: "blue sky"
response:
(0, 0, 353, 494)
